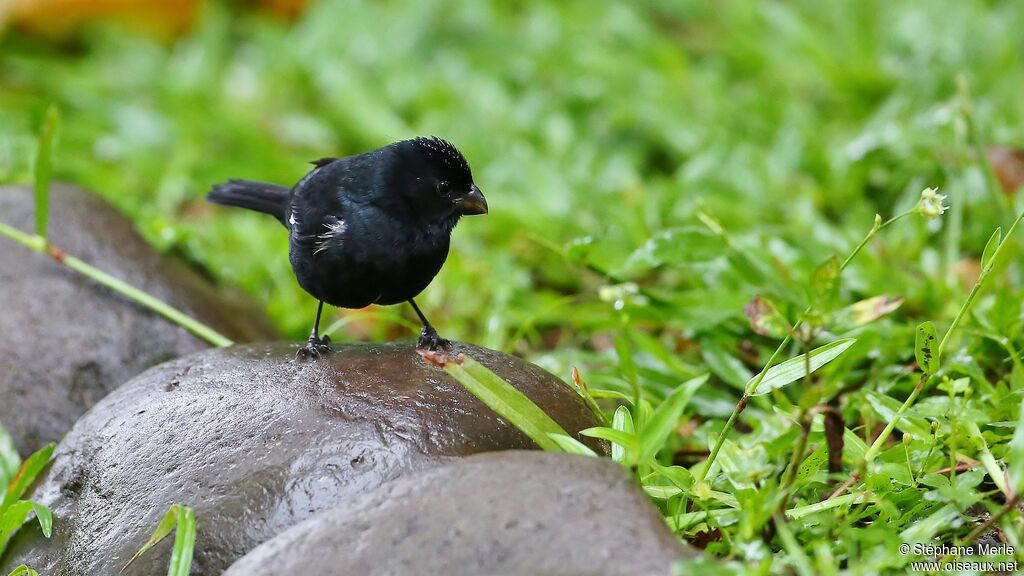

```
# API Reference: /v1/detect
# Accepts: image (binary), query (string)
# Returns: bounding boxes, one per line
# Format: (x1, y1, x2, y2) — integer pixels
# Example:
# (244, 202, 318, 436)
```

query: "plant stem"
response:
(827, 472, 860, 500)
(864, 373, 926, 463)
(777, 347, 818, 515)
(865, 207, 1024, 464)
(778, 411, 812, 512)
(0, 222, 233, 348)
(936, 209, 1024, 364)
(697, 210, 913, 481)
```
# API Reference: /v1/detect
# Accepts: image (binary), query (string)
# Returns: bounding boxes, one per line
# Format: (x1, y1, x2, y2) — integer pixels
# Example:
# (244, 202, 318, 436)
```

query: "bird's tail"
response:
(207, 180, 290, 226)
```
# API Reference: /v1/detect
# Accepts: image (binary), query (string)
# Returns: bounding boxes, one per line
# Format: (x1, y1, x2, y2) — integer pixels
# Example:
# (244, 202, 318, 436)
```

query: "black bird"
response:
(207, 137, 487, 358)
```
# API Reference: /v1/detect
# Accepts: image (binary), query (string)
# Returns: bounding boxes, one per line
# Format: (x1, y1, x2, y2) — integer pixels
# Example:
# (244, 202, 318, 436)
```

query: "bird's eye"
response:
(435, 180, 451, 196)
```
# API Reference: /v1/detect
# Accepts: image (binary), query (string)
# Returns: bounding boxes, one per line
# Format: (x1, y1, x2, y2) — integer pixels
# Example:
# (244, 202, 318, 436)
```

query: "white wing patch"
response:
(314, 218, 347, 255)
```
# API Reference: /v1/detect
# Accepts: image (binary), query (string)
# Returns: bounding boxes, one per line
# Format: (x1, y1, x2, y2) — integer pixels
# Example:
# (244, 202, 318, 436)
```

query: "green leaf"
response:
(0, 500, 33, 557)
(666, 508, 741, 532)
(622, 227, 724, 271)
(864, 392, 931, 438)
(2, 443, 54, 510)
(796, 443, 828, 483)
(843, 428, 868, 463)
(642, 485, 683, 499)
(168, 506, 196, 576)
(33, 105, 60, 239)
(743, 295, 790, 338)
(122, 503, 196, 576)
(0, 423, 20, 493)
(963, 421, 1008, 497)
(915, 321, 938, 374)
(29, 502, 51, 539)
(639, 374, 708, 461)
(648, 462, 694, 492)
(439, 354, 569, 452)
(546, 434, 597, 456)
(579, 427, 639, 456)
(588, 389, 633, 402)
(0, 501, 33, 533)
(809, 256, 840, 312)
(700, 339, 752, 391)
(7, 565, 39, 576)
(832, 295, 903, 330)
(901, 503, 958, 543)
(981, 226, 1001, 270)
(610, 405, 634, 464)
(747, 339, 857, 395)
(1008, 396, 1024, 497)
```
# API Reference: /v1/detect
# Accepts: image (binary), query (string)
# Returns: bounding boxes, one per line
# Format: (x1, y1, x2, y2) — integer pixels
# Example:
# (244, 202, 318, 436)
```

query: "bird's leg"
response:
(297, 300, 333, 359)
(409, 299, 451, 351)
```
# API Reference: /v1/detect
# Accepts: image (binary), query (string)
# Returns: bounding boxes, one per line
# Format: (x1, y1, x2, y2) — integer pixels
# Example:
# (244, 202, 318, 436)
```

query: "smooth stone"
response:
(1, 342, 605, 576)
(225, 451, 695, 576)
(0, 184, 277, 455)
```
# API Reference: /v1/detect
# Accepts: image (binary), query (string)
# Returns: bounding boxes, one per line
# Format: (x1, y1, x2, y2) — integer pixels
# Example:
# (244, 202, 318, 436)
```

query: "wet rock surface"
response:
(1, 342, 604, 576)
(0, 184, 277, 455)
(225, 451, 694, 576)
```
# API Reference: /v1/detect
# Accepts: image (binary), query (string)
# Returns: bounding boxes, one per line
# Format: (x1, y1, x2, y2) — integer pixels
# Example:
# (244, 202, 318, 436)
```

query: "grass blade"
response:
(963, 421, 1008, 497)
(748, 339, 857, 395)
(547, 433, 598, 456)
(0, 423, 20, 493)
(2, 444, 54, 510)
(579, 427, 639, 456)
(418, 350, 571, 452)
(0, 498, 51, 557)
(611, 405, 635, 464)
(639, 374, 708, 461)
(33, 105, 59, 239)
(166, 506, 196, 576)
(980, 227, 1001, 270)
(1009, 396, 1024, 497)
(0, 223, 233, 348)
(28, 503, 51, 538)
(122, 504, 196, 575)
(0, 501, 34, 553)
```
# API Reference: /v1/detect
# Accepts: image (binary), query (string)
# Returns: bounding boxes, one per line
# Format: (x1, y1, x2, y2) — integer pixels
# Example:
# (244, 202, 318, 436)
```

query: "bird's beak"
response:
(458, 184, 488, 215)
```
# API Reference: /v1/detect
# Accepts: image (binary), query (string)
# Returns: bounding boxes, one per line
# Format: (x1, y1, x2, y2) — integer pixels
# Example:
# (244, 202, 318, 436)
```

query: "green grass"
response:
(122, 504, 196, 576)
(0, 425, 54, 566)
(2, 0, 1024, 573)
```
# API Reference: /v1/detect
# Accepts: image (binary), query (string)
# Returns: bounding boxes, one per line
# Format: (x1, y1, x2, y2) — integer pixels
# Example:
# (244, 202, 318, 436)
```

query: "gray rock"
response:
(0, 184, 277, 455)
(225, 451, 694, 576)
(1, 342, 605, 575)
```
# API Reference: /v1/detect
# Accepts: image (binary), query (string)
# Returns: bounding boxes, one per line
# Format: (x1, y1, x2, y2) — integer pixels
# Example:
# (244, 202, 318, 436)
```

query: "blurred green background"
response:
(2, 0, 1022, 381)
(4, 0, 1024, 569)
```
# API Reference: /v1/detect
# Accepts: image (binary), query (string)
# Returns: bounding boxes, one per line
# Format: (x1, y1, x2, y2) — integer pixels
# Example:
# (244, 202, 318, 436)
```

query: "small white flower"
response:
(918, 187, 949, 219)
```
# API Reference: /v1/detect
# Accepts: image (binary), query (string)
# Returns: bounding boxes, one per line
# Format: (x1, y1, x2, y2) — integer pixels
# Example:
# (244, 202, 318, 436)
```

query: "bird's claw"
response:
(416, 327, 452, 351)
(296, 335, 333, 360)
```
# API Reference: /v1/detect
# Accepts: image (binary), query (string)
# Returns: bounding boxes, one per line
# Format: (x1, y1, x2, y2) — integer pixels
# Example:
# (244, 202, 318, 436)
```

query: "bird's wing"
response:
(288, 161, 354, 256)
(310, 157, 338, 168)
(311, 214, 348, 255)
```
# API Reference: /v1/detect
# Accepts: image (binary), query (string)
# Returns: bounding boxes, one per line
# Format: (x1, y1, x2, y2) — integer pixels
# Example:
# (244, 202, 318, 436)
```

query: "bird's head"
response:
(391, 137, 488, 223)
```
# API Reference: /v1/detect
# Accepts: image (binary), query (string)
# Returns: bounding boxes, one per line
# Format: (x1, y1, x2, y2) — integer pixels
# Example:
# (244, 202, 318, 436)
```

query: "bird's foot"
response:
(416, 327, 452, 351)
(296, 335, 333, 360)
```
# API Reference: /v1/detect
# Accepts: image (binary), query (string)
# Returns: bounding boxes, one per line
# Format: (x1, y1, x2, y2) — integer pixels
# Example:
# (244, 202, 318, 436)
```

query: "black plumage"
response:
(207, 137, 487, 357)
